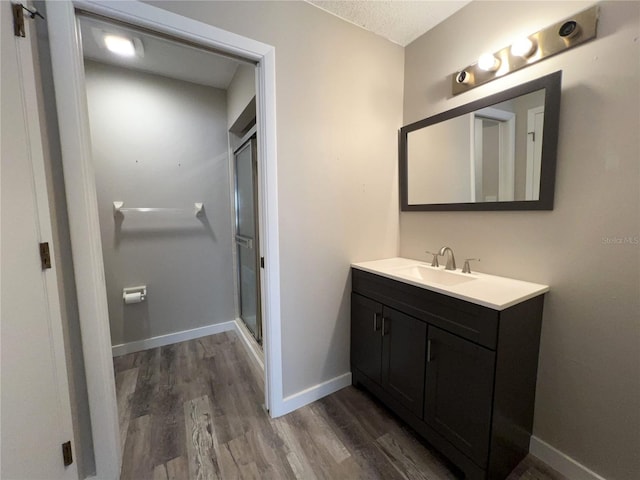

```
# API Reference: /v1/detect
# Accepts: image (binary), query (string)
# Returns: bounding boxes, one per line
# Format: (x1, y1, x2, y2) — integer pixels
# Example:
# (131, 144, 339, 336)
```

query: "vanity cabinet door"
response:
(381, 306, 427, 418)
(424, 326, 495, 467)
(351, 293, 383, 383)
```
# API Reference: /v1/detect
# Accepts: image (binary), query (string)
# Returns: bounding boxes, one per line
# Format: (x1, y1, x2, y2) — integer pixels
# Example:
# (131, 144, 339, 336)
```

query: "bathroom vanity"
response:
(350, 258, 549, 480)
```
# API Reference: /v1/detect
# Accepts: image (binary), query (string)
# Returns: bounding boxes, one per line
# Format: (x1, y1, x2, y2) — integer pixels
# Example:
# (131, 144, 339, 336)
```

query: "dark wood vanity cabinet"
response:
(381, 306, 427, 416)
(351, 268, 545, 480)
(351, 293, 383, 383)
(352, 294, 427, 417)
(425, 326, 495, 467)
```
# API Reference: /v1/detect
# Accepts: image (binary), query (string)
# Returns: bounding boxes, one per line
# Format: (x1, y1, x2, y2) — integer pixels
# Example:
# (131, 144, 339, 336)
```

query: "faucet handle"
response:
(425, 251, 441, 268)
(462, 258, 480, 274)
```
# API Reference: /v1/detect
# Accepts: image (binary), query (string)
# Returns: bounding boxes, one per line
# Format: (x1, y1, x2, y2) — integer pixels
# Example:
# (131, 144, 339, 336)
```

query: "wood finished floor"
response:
(114, 332, 568, 480)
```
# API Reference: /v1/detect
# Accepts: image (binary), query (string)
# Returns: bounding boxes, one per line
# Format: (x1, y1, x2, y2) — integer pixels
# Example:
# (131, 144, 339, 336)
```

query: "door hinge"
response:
(61, 441, 73, 467)
(260, 257, 265, 269)
(39, 242, 52, 269)
(12, 3, 45, 38)
(12, 3, 25, 37)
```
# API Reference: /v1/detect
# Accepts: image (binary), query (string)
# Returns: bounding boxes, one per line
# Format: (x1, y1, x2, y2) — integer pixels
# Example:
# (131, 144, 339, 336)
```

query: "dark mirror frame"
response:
(399, 71, 562, 211)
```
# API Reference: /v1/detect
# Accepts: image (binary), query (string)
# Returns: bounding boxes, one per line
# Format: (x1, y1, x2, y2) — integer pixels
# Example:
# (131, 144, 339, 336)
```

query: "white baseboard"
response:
(271, 372, 352, 417)
(530, 436, 607, 480)
(111, 321, 236, 357)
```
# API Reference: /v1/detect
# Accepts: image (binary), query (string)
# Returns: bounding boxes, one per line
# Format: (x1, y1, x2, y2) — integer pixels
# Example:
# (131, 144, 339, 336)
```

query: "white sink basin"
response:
(352, 257, 550, 310)
(393, 264, 477, 286)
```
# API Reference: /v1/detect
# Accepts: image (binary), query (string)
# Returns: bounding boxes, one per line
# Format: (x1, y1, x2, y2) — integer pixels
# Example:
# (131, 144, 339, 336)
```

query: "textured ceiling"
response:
(308, 0, 471, 46)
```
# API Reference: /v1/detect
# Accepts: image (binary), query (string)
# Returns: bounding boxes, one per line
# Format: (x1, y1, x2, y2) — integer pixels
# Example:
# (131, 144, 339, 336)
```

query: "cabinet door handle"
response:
(381, 317, 388, 336)
(427, 339, 432, 363)
(373, 312, 381, 332)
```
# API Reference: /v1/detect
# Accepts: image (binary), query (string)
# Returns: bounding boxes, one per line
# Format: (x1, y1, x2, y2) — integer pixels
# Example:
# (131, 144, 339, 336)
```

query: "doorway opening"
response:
(47, 2, 281, 477)
(472, 107, 516, 202)
(77, 12, 264, 355)
(76, 9, 268, 469)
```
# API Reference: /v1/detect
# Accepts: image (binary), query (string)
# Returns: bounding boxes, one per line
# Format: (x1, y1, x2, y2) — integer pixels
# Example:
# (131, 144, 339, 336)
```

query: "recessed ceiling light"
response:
(104, 35, 136, 57)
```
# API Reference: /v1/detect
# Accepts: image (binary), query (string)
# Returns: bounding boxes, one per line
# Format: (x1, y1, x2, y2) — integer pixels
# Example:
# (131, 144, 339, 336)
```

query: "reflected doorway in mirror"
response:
(399, 71, 561, 211)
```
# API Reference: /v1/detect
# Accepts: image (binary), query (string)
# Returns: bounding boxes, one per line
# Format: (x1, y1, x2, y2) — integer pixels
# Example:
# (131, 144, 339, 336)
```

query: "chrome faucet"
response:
(438, 246, 456, 270)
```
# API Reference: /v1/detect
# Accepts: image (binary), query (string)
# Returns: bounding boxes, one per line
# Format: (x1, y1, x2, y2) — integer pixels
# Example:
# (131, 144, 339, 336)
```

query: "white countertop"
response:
(352, 257, 549, 311)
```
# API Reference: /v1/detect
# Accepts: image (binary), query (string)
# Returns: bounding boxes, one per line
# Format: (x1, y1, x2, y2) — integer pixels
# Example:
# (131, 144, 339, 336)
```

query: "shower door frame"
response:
(47, 1, 283, 478)
(234, 134, 263, 344)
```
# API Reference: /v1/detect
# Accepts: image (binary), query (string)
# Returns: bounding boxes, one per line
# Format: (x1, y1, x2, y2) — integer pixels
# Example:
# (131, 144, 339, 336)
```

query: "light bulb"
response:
(511, 37, 537, 58)
(478, 53, 500, 72)
(104, 35, 136, 57)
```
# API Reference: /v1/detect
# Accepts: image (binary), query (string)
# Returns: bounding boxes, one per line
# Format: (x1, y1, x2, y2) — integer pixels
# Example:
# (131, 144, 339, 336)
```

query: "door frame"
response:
(46, 1, 283, 478)
(471, 107, 516, 202)
(526, 106, 545, 200)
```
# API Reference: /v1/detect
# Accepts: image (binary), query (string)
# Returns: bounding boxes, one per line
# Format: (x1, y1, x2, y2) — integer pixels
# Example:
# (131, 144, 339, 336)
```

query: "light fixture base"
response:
(452, 4, 598, 95)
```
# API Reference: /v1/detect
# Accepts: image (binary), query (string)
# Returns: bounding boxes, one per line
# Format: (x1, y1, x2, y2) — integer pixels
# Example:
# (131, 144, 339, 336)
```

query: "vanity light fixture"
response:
(478, 53, 501, 72)
(455, 70, 472, 85)
(510, 37, 537, 58)
(452, 4, 599, 95)
(558, 20, 580, 40)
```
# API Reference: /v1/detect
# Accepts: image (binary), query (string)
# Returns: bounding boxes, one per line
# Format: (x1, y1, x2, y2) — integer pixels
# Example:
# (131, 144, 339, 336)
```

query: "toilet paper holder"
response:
(123, 285, 147, 304)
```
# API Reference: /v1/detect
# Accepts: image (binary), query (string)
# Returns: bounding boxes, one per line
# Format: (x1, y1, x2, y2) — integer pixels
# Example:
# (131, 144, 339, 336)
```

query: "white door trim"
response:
(526, 106, 545, 200)
(472, 107, 516, 202)
(46, 2, 282, 478)
(471, 113, 482, 201)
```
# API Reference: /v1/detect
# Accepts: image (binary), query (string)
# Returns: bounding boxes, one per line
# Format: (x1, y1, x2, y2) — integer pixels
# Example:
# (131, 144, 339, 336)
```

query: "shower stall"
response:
(234, 134, 262, 343)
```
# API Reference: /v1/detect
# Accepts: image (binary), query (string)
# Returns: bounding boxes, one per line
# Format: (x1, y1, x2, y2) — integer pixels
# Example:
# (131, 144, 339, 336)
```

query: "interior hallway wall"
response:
(227, 63, 256, 129)
(401, 2, 640, 479)
(85, 61, 236, 347)
(146, 0, 404, 398)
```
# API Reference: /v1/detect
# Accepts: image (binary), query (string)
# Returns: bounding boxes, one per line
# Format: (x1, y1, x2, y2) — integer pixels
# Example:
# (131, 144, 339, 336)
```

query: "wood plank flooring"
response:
(114, 332, 568, 480)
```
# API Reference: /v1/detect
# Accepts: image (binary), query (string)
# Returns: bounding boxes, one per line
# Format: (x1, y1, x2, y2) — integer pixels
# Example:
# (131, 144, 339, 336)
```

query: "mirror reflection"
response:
(400, 71, 561, 211)
(407, 89, 545, 205)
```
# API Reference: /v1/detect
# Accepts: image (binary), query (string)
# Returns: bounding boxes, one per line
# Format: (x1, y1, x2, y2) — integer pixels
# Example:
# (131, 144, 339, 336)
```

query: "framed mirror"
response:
(400, 71, 561, 211)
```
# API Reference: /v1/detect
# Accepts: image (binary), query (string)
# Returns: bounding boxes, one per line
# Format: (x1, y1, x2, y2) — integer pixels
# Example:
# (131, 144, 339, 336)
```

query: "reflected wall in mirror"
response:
(400, 71, 561, 211)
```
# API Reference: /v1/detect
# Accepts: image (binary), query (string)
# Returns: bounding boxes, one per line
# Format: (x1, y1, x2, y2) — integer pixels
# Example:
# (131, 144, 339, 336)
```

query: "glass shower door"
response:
(234, 137, 262, 343)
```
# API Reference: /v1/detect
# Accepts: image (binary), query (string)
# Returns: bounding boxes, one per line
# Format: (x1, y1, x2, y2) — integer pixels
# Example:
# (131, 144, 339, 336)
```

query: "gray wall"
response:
(147, 0, 404, 397)
(401, 2, 639, 479)
(408, 113, 472, 203)
(85, 62, 236, 346)
(227, 63, 256, 129)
